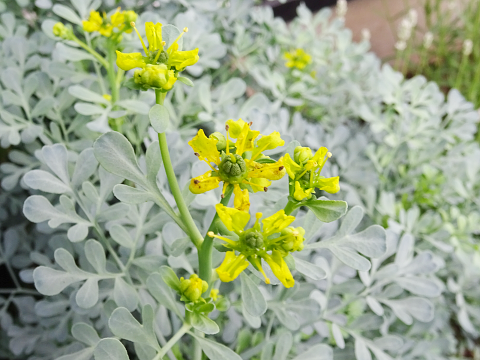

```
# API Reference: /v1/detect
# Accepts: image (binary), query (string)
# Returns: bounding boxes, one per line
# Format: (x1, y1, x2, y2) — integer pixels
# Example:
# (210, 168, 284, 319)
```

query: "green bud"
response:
(244, 230, 264, 248)
(219, 154, 247, 182)
(53, 22, 73, 40)
(210, 132, 227, 151)
(134, 64, 177, 91)
(280, 226, 305, 252)
(294, 146, 313, 164)
(179, 274, 208, 302)
(124, 10, 138, 24)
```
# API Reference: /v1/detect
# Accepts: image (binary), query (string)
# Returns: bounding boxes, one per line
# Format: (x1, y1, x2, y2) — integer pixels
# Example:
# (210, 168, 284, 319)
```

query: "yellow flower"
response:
(179, 274, 208, 302)
(82, 8, 136, 38)
(116, 23, 198, 90)
(189, 119, 286, 211)
(216, 251, 249, 282)
(209, 289, 219, 302)
(284, 48, 312, 70)
(208, 205, 303, 288)
(284, 146, 340, 201)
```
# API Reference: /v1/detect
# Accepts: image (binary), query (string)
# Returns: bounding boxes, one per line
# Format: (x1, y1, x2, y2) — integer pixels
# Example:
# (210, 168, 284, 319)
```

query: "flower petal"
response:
(293, 181, 314, 201)
(110, 9, 124, 28)
(226, 119, 248, 139)
(315, 176, 340, 194)
(216, 252, 249, 282)
(261, 210, 295, 236)
(311, 147, 329, 164)
(145, 22, 162, 52)
(168, 48, 199, 70)
(264, 250, 294, 288)
(235, 123, 260, 156)
(256, 131, 285, 152)
(115, 51, 146, 71)
(215, 204, 250, 233)
(248, 177, 271, 193)
(188, 129, 221, 165)
(189, 171, 221, 194)
(283, 153, 302, 179)
(247, 158, 286, 180)
(233, 184, 250, 212)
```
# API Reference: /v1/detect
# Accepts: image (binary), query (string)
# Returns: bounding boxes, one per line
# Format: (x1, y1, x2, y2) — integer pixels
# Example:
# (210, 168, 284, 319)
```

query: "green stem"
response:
(107, 43, 119, 103)
(85, 33, 107, 94)
(193, 330, 204, 360)
(155, 90, 204, 249)
(198, 185, 234, 286)
(72, 36, 109, 69)
(153, 323, 191, 360)
(455, 54, 468, 90)
(284, 199, 298, 215)
(106, 41, 123, 132)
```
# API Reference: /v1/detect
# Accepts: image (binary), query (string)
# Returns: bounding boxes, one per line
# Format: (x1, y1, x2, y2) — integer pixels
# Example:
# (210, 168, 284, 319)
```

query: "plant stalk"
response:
(198, 185, 233, 286)
(155, 90, 204, 249)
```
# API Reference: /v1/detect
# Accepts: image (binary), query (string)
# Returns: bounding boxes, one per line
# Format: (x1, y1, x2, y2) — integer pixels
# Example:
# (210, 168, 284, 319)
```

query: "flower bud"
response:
(124, 10, 138, 24)
(294, 146, 313, 164)
(134, 64, 177, 91)
(53, 22, 72, 40)
(179, 274, 208, 302)
(280, 226, 305, 252)
(210, 132, 227, 151)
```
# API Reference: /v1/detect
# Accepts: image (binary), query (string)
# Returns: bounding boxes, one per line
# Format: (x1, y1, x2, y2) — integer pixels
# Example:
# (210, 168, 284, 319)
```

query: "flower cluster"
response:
(285, 146, 339, 201)
(116, 22, 199, 91)
(188, 119, 286, 211)
(208, 205, 305, 288)
(179, 274, 208, 303)
(283, 48, 311, 70)
(82, 8, 137, 38)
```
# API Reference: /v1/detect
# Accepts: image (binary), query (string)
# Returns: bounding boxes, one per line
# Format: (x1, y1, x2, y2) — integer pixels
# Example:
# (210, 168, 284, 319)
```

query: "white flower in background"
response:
(361, 28, 371, 42)
(423, 31, 434, 49)
(398, 18, 413, 41)
(336, 0, 347, 19)
(408, 9, 418, 27)
(463, 39, 473, 56)
(395, 40, 407, 51)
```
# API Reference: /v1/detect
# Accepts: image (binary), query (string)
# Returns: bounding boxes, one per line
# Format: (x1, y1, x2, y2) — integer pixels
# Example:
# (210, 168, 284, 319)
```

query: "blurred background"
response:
(273, 0, 480, 111)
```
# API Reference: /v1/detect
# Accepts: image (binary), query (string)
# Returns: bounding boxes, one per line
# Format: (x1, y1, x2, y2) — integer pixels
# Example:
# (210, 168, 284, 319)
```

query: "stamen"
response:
(221, 182, 228, 198)
(225, 126, 230, 155)
(208, 232, 237, 246)
(252, 257, 270, 284)
(279, 166, 284, 171)
(264, 187, 268, 192)
(152, 32, 164, 63)
(327, 152, 332, 158)
(193, 179, 200, 184)
(167, 26, 189, 53)
(131, 22, 149, 55)
(194, 152, 200, 157)
(248, 121, 253, 126)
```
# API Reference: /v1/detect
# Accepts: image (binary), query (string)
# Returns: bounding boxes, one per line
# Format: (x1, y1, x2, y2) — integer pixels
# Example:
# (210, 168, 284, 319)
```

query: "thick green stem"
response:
(198, 186, 234, 285)
(284, 200, 298, 215)
(155, 90, 204, 249)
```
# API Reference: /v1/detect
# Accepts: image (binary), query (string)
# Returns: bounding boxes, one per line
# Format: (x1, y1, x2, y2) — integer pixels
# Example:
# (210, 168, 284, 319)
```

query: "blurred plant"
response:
(390, 0, 480, 112)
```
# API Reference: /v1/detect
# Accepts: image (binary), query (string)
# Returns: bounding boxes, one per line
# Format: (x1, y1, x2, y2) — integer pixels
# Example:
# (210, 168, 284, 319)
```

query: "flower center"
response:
(219, 154, 247, 183)
(244, 230, 264, 249)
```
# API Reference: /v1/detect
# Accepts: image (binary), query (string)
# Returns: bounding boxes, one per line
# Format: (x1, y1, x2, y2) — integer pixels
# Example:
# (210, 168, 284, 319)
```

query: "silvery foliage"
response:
(0, 0, 477, 359)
